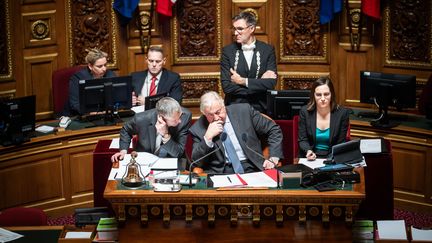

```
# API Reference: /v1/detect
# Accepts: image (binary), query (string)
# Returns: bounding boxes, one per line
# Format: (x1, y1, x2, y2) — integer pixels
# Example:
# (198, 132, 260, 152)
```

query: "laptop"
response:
(331, 139, 363, 164)
(144, 93, 168, 111)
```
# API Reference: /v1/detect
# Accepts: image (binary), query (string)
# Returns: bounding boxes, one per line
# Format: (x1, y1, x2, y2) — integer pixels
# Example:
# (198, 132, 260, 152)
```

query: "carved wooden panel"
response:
(180, 73, 221, 106)
(67, 0, 118, 68)
(385, 0, 432, 68)
(231, 0, 268, 35)
(279, 0, 328, 63)
(173, 0, 221, 64)
(0, 0, 12, 80)
(21, 0, 55, 4)
(128, 3, 160, 39)
(22, 10, 57, 48)
(278, 72, 329, 90)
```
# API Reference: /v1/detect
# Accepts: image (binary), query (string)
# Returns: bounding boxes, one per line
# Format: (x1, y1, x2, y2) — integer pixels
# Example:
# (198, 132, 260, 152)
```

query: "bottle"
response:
(147, 170, 155, 188)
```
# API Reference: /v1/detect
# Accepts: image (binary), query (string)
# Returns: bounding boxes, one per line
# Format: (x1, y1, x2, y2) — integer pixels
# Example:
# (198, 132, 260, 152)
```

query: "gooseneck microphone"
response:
(188, 133, 227, 188)
(241, 133, 280, 189)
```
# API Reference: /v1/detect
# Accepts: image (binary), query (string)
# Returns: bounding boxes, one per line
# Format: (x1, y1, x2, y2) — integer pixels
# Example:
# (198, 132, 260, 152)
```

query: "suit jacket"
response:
(221, 40, 277, 113)
(189, 103, 283, 174)
(119, 107, 192, 158)
(67, 67, 116, 116)
(298, 105, 350, 157)
(131, 68, 183, 104)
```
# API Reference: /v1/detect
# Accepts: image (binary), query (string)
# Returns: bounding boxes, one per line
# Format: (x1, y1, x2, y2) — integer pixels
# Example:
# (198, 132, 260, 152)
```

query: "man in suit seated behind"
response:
(131, 45, 183, 106)
(111, 97, 191, 162)
(189, 91, 283, 174)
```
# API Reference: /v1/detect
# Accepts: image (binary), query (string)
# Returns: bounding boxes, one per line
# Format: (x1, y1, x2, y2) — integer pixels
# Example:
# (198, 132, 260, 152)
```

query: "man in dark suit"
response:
(131, 46, 183, 106)
(111, 97, 191, 162)
(189, 91, 283, 174)
(221, 11, 277, 113)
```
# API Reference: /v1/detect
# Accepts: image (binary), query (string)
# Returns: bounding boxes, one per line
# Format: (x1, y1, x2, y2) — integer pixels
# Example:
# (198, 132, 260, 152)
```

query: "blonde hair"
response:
(85, 48, 108, 65)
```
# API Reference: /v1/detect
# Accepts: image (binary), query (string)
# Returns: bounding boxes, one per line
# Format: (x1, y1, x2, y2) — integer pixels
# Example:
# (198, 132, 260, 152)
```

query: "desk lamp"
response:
(121, 151, 145, 187)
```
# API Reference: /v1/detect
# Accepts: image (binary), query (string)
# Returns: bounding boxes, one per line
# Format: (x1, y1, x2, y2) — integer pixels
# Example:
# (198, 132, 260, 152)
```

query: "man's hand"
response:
(111, 150, 127, 163)
(306, 150, 316, 161)
(263, 158, 278, 170)
(204, 120, 224, 141)
(155, 115, 169, 137)
(261, 70, 277, 79)
(230, 68, 246, 85)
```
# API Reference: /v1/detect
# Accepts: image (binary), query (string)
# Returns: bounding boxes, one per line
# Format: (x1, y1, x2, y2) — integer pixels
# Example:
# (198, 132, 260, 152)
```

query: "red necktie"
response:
(149, 76, 157, 96)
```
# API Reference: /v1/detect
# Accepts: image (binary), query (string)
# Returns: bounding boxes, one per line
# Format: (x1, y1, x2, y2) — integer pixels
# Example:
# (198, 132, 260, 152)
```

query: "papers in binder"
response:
(210, 171, 277, 188)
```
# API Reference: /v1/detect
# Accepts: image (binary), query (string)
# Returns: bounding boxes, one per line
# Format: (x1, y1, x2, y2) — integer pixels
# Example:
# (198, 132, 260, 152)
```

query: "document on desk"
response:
(109, 138, 133, 149)
(240, 171, 277, 187)
(299, 158, 326, 169)
(210, 174, 244, 187)
(376, 220, 407, 240)
(210, 171, 276, 188)
(0, 227, 23, 242)
(360, 139, 382, 153)
(151, 158, 177, 170)
(131, 105, 145, 114)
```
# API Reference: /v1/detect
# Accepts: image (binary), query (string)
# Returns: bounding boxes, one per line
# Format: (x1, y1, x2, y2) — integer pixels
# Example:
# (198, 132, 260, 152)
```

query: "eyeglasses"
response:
(232, 25, 253, 33)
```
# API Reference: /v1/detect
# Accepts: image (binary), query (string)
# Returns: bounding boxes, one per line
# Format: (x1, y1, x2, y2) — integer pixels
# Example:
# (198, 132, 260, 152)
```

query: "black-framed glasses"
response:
(232, 25, 253, 32)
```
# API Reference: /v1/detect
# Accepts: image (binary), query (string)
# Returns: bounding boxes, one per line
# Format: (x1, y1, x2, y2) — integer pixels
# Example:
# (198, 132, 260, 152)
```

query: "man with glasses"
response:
(111, 97, 191, 162)
(131, 46, 183, 106)
(221, 11, 277, 113)
(189, 91, 283, 174)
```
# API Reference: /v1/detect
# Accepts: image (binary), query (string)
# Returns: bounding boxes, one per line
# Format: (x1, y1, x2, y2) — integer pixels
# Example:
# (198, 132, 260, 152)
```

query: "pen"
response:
(114, 172, 118, 179)
(227, 176, 232, 183)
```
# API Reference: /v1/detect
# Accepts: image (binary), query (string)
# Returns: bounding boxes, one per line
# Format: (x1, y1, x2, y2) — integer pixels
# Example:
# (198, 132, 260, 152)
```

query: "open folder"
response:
(209, 170, 278, 188)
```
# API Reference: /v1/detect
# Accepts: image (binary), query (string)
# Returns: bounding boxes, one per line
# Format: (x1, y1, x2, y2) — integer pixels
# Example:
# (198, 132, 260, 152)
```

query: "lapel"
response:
(329, 110, 337, 144)
(311, 111, 317, 144)
(157, 69, 167, 94)
(147, 110, 158, 152)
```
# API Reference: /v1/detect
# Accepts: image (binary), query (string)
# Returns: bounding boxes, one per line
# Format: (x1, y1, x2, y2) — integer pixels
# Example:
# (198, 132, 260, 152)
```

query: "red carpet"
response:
(47, 208, 432, 228)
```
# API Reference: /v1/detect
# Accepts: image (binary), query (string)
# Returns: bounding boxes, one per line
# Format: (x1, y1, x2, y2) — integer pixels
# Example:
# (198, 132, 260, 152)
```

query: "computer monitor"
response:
(79, 75, 133, 125)
(145, 92, 167, 111)
(266, 89, 310, 119)
(0, 95, 36, 146)
(360, 71, 416, 128)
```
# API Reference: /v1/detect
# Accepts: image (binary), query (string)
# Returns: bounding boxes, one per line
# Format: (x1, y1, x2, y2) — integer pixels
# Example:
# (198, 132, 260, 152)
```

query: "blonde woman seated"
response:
(298, 77, 350, 161)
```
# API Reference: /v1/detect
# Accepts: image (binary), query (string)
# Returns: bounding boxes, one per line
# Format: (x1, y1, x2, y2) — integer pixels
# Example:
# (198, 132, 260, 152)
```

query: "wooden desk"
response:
(104, 173, 365, 226)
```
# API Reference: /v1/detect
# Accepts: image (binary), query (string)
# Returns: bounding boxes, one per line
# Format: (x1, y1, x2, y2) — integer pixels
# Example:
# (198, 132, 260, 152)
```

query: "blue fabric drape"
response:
(113, 0, 140, 26)
(320, 0, 343, 24)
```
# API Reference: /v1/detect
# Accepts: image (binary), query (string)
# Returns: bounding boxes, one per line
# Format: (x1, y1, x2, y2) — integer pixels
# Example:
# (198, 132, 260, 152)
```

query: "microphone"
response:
(241, 133, 280, 189)
(188, 133, 227, 188)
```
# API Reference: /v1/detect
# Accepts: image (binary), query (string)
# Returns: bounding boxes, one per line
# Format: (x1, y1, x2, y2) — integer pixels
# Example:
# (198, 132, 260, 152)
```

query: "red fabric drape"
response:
(362, 0, 381, 19)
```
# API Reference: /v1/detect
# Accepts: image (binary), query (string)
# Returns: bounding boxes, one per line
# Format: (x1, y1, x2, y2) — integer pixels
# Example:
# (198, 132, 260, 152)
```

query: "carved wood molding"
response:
(278, 71, 329, 90)
(128, 3, 160, 39)
(232, 1, 268, 35)
(279, 0, 328, 63)
(0, 0, 12, 80)
(22, 10, 57, 48)
(173, 0, 222, 64)
(384, 0, 432, 69)
(66, 0, 119, 68)
(179, 72, 221, 106)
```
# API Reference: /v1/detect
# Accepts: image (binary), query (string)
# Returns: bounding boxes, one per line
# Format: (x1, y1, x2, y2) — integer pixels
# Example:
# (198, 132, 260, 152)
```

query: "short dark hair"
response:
(232, 11, 257, 26)
(148, 45, 164, 56)
(307, 76, 338, 112)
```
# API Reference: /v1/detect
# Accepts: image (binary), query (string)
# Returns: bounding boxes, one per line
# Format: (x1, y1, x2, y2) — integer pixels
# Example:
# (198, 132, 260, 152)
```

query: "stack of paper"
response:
(376, 220, 408, 242)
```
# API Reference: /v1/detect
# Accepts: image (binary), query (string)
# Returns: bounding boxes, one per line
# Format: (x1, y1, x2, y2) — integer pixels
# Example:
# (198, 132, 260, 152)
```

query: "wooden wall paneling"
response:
(69, 150, 94, 196)
(127, 46, 146, 74)
(384, 0, 432, 69)
(172, 0, 222, 64)
(279, 0, 328, 63)
(23, 53, 58, 120)
(21, 0, 55, 4)
(278, 71, 329, 90)
(0, 156, 63, 209)
(392, 141, 431, 213)
(180, 72, 221, 106)
(22, 10, 57, 48)
(0, 0, 13, 81)
(66, 0, 119, 69)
